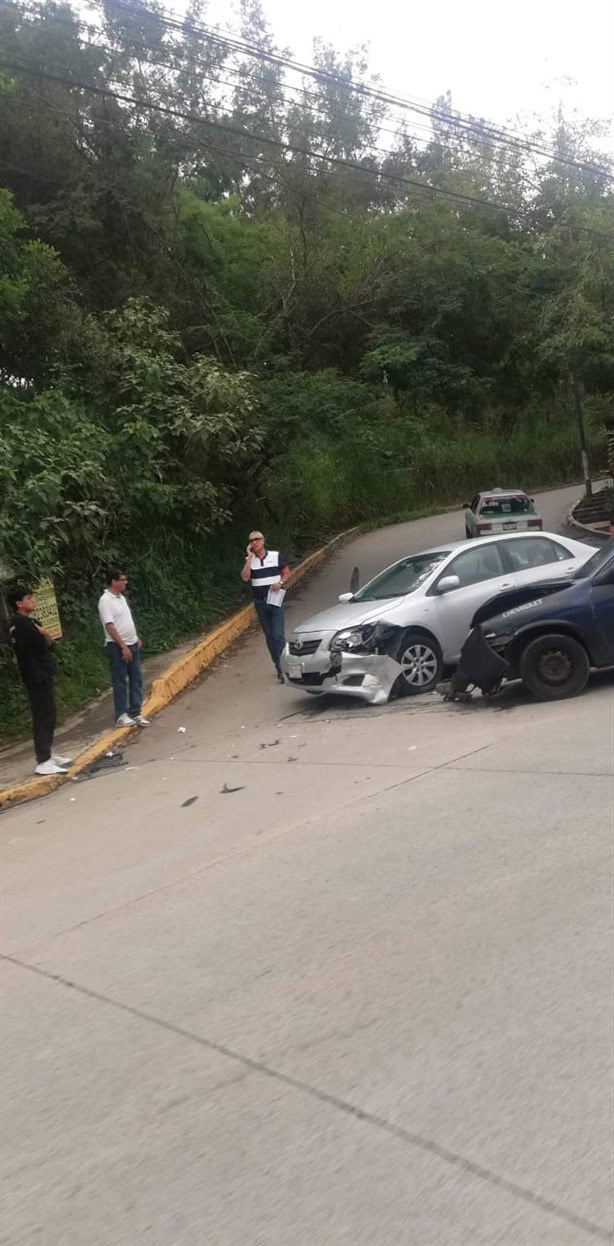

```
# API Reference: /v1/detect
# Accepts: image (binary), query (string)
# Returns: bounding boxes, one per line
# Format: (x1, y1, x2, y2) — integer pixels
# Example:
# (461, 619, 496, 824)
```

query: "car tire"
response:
(395, 631, 443, 696)
(518, 633, 590, 701)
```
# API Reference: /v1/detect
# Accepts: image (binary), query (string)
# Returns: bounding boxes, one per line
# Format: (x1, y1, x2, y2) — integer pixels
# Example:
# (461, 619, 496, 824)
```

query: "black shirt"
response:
(10, 614, 54, 686)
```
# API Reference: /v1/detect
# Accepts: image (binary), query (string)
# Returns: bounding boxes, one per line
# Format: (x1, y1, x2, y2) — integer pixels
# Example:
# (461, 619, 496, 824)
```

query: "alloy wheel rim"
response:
(401, 642, 439, 687)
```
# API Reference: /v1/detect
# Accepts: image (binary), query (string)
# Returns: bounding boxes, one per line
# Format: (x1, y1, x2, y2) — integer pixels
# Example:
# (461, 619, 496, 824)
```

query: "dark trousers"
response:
(26, 680, 56, 764)
(105, 642, 143, 719)
(254, 599, 286, 671)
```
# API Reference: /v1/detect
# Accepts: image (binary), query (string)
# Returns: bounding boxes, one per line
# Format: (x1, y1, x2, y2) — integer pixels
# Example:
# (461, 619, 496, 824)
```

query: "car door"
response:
(502, 535, 579, 586)
(432, 542, 516, 661)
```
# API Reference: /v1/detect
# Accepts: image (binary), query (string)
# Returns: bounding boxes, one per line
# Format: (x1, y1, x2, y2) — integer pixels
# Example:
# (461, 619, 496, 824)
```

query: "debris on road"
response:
(182, 796, 199, 807)
(177, 726, 187, 733)
(221, 782, 245, 794)
(87, 751, 125, 777)
(260, 739, 280, 750)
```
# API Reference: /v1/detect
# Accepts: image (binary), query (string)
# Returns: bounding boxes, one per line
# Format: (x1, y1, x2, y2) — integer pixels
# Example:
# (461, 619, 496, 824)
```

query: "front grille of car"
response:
(289, 638, 321, 656)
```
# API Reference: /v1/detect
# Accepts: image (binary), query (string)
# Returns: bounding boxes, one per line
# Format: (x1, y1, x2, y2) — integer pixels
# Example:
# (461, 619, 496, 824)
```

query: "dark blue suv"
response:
(459, 541, 614, 700)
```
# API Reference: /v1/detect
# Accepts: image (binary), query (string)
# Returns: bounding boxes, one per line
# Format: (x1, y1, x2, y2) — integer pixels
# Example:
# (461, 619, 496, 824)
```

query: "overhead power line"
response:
(0, 58, 562, 215)
(3, 0, 612, 181)
(92, 0, 613, 181)
(2, 56, 612, 243)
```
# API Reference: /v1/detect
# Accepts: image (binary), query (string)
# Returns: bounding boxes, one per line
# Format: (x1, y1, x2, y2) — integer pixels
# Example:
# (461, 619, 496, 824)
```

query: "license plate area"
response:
(288, 661, 304, 679)
(503, 521, 516, 530)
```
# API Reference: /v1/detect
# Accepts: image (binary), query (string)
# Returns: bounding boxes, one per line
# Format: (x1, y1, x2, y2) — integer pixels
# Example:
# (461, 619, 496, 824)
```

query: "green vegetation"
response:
(1, 0, 612, 741)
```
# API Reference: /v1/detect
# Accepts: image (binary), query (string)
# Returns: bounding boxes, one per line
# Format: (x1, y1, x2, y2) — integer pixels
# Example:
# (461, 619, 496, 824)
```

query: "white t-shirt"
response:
(98, 590, 138, 646)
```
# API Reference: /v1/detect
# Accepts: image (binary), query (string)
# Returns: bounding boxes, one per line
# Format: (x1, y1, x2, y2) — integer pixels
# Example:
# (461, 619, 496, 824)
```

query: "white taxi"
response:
(463, 489, 542, 538)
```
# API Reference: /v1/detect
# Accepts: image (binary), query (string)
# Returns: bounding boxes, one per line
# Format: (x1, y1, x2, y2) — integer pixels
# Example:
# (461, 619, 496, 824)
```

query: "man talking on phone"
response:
(241, 531, 290, 682)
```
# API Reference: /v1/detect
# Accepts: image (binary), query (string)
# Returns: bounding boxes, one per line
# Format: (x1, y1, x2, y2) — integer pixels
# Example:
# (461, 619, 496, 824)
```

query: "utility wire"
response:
(0, 58, 563, 215)
(3, 0, 612, 180)
(92, 0, 614, 180)
(2, 57, 612, 241)
(0, 0, 548, 168)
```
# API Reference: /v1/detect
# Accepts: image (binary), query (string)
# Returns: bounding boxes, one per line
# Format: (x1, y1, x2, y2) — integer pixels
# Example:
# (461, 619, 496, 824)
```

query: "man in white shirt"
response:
(98, 568, 150, 727)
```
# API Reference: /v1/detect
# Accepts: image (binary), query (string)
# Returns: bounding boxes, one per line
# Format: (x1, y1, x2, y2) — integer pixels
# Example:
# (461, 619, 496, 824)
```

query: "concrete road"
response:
(2, 486, 613, 1245)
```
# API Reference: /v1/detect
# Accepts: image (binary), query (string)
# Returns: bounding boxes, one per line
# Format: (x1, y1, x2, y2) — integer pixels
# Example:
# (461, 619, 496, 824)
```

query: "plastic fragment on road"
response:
(177, 726, 187, 733)
(221, 782, 245, 794)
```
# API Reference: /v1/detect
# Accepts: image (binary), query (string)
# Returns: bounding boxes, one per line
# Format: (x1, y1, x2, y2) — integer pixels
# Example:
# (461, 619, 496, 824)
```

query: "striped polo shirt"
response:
(250, 549, 288, 601)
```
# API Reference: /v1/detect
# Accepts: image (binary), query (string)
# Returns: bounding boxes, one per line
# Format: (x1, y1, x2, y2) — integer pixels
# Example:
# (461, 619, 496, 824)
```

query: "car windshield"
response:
(572, 541, 614, 580)
(479, 495, 534, 516)
(354, 551, 449, 601)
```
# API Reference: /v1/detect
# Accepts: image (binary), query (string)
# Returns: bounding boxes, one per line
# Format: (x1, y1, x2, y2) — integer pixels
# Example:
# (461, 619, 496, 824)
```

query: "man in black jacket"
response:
(8, 585, 72, 776)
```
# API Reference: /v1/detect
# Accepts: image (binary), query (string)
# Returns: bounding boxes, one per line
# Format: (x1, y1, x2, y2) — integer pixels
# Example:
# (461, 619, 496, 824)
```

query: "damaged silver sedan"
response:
(281, 531, 595, 704)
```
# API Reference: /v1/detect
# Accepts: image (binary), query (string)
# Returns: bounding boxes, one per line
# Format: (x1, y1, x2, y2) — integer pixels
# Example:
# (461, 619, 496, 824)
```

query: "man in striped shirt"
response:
(241, 531, 290, 683)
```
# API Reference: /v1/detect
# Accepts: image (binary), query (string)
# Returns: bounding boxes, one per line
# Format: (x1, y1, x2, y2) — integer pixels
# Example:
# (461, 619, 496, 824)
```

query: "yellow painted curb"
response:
(0, 527, 357, 814)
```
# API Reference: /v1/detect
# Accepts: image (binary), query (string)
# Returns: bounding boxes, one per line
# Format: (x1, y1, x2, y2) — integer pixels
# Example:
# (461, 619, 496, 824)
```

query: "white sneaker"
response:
(35, 759, 68, 776)
(133, 715, 150, 727)
(116, 713, 136, 727)
(52, 754, 73, 767)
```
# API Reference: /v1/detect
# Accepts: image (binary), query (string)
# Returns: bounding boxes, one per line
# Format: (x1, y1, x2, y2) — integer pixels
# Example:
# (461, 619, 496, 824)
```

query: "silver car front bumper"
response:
(280, 643, 401, 705)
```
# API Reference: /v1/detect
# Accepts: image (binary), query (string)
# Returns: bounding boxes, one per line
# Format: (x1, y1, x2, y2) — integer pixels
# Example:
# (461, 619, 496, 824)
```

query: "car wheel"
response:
(396, 631, 443, 696)
(518, 633, 590, 701)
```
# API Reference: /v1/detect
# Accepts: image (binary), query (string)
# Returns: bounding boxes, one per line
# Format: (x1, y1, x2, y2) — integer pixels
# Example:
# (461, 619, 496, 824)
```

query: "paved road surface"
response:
(2, 486, 613, 1245)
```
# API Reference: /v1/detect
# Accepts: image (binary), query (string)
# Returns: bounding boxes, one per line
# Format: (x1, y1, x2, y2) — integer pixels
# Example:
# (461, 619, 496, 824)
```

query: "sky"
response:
(204, 0, 614, 155)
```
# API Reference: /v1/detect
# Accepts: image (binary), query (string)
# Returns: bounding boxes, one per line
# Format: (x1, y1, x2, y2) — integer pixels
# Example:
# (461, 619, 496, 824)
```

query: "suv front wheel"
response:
(518, 632, 590, 700)
(396, 631, 443, 696)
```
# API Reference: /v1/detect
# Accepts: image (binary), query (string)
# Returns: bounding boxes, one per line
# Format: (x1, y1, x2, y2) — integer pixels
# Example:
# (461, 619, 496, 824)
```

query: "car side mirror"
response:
(350, 566, 360, 593)
(438, 574, 461, 594)
(338, 592, 354, 603)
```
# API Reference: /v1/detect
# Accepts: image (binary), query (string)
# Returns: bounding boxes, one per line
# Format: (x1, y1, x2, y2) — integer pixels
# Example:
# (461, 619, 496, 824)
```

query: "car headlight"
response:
(331, 624, 376, 653)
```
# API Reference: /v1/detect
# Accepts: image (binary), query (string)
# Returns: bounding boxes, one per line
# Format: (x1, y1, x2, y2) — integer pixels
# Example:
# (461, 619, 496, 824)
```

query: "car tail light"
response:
(477, 523, 492, 533)
(528, 519, 542, 529)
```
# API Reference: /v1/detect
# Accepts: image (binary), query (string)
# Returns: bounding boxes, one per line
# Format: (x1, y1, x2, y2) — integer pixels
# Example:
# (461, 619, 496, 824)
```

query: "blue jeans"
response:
(106, 642, 143, 719)
(254, 599, 286, 672)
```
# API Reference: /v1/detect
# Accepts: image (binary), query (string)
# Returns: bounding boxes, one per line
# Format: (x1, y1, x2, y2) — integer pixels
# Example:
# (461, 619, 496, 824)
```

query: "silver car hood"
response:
(291, 596, 407, 634)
